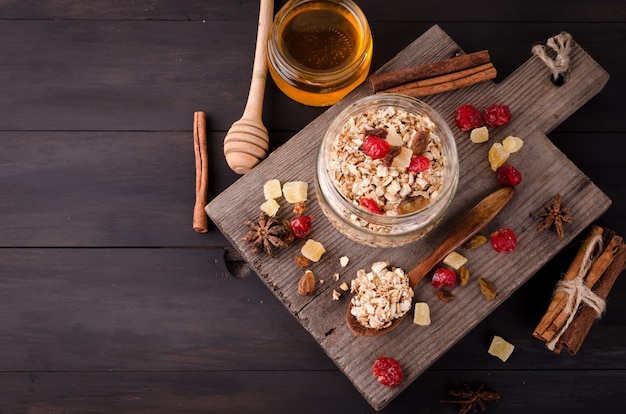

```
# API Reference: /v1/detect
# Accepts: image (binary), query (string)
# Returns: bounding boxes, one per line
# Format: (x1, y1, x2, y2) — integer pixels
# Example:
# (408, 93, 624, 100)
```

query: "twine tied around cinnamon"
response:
(532, 31, 573, 85)
(546, 233, 606, 350)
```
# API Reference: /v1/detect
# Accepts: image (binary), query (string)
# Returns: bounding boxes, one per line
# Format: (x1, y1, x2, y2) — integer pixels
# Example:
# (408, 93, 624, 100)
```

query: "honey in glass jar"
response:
(267, 0, 373, 107)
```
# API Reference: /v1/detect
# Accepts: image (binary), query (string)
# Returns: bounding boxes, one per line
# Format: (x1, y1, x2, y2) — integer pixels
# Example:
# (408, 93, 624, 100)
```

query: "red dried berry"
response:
(496, 164, 522, 187)
(455, 104, 482, 131)
(407, 155, 431, 173)
(359, 197, 383, 215)
(431, 267, 457, 289)
(363, 135, 391, 159)
(483, 104, 512, 127)
(290, 215, 313, 239)
(491, 228, 518, 252)
(372, 357, 403, 387)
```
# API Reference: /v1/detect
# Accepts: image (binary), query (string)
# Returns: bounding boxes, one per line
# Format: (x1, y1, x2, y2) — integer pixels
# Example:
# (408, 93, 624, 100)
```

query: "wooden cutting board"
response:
(206, 25, 610, 410)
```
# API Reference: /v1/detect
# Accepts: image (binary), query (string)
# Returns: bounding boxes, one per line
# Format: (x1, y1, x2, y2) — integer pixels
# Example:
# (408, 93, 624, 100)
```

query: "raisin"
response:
(407, 155, 431, 173)
(297, 270, 316, 295)
(359, 197, 383, 215)
(431, 267, 457, 289)
(363, 135, 391, 159)
(455, 104, 482, 131)
(496, 164, 522, 187)
(483, 104, 512, 127)
(372, 357, 403, 387)
(491, 228, 518, 252)
(290, 215, 313, 239)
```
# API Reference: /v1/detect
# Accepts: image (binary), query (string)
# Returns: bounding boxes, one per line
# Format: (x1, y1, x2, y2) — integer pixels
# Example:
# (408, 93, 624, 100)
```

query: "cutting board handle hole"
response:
(550, 73, 567, 86)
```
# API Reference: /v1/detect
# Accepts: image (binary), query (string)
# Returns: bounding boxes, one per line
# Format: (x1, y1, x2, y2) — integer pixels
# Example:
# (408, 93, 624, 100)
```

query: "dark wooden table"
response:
(1, 1, 624, 412)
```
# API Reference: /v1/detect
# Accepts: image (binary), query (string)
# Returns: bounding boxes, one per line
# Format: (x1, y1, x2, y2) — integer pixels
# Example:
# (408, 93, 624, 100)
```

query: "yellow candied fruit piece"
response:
(385, 127, 403, 146)
(391, 147, 413, 169)
(413, 302, 431, 326)
(263, 179, 282, 200)
(442, 251, 467, 270)
(282, 181, 308, 203)
(301, 239, 325, 262)
(502, 136, 524, 153)
(260, 199, 280, 217)
(469, 126, 489, 143)
(488, 143, 510, 171)
(488, 335, 515, 362)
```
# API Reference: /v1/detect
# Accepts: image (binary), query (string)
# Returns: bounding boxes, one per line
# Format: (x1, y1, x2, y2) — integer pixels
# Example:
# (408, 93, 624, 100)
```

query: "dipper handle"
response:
(223, 0, 274, 174)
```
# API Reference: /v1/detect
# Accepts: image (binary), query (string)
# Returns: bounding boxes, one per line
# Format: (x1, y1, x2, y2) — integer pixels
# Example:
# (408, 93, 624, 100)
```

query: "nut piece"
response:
(413, 302, 431, 326)
(282, 181, 308, 203)
(297, 270, 316, 296)
(442, 251, 467, 270)
(339, 256, 350, 267)
(339, 282, 350, 291)
(488, 335, 515, 362)
(300, 239, 325, 262)
(263, 179, 282, 200)
(260, 199, 280, 217)
(469, 126, 489, 143)
(478, 278, 496, 300)
(332, 290, 342, 300)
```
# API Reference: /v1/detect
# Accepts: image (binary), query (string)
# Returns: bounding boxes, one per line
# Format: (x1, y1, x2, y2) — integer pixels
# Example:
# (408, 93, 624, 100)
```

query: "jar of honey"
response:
(267, 0, 373, 107)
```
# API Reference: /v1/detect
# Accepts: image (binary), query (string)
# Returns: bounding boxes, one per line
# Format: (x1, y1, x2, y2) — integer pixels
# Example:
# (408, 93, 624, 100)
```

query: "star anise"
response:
(242, 212, 292, 257)
(441, 383, 500, 414)
(537, 193, 572, 239)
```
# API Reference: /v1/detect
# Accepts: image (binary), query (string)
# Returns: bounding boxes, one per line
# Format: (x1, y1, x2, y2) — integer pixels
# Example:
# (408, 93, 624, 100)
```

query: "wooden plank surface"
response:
(206, 25, 610, 410)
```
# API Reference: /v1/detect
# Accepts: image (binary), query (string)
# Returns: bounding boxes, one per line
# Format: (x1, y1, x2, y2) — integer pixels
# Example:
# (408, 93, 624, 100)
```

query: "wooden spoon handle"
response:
(407, 186, 515, 287)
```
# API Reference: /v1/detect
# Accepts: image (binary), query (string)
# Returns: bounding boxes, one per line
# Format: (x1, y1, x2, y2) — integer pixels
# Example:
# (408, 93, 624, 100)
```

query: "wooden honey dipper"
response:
(223, 0, 274, 174)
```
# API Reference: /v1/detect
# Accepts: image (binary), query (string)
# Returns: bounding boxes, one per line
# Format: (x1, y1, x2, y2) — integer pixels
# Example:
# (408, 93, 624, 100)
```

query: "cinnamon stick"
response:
(555, 236, 626, 355)
(369, 50, 491, 92)
(193, 111, 209, 233)
(381, 64, 497, 98)
(533, 225, 605, 343)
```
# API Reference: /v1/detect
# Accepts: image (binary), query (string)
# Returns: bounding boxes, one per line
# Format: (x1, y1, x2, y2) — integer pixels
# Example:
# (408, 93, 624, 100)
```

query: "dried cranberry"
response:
(496, 164, 522, 187)
(372, 357, 403, 387)
(483, 104, 512, 127)
(431, 267, 457, 289)
(290, 215, 313, 239)
(491, 228, 518, 252)
(359, 197, 383, 215)
(454, 104, 482, 131)
(363, 135, 391, 159)
(407, 155, 431, 173)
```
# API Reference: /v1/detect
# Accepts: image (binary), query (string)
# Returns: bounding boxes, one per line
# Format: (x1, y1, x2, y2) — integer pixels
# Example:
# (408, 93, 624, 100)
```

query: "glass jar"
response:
(315, 94, 459, 247)
(267, 0, 373, 107)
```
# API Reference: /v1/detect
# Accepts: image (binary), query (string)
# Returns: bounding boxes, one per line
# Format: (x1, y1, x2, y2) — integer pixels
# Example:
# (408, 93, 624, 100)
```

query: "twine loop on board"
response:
(546, 233, 607, 351)
(532, 31, 573, 85)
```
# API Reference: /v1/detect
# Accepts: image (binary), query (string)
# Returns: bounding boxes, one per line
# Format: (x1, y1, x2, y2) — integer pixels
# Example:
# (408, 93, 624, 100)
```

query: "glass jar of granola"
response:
(315, 94, 459, 247)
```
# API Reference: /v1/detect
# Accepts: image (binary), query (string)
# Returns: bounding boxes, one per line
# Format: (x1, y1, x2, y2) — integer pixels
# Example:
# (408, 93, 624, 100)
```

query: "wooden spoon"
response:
(223, 0, 273, 174)
(346, 186, 515, 337)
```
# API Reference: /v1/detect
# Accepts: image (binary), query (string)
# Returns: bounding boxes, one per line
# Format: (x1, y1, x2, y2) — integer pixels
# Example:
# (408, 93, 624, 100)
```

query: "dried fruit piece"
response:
(463, 234, 488, 250)
(410, 128, 430, 155)
(443, 251, 467, 270)
(413, 302, 431, 326)
(263, 179, 282, 199)
(488, 142, 509, 171)
(397, 195, 429, 215)
(292, 201, 306, 216)
(372, 357, 403, 387)
(491, 228, 517, 252)
(483, 104, 512, 127)
(297, 270, 316, 296)
(457, 266, 470, 286)
(260, 198, 280, 217)
(435, 288, 454, 302)
(432, 267, 457, 289)
(390, 147, 414, 169)
(385, 127, 403, 146)
(301, 239, 325, 262)
(502, 135, 523, 153)
(469, 126, 489, 143)
(363, 135, 391, 159)
(359, 197, 383, 215)
(282, 181, 308, 203)
(290, 215, 313, 239)
(455, 104, 482, 131)
(488, 335, 515, 362)
(479, 277, 497, 300)
(496, 164, 522, 187)
(407, 155, 431, 173)
(294, 255, 311, 268)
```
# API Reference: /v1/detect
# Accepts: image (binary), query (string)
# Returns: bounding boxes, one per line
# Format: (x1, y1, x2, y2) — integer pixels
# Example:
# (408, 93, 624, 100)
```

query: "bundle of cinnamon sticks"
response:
(369, 50, 497, 97)
(533, 225, 626, 355)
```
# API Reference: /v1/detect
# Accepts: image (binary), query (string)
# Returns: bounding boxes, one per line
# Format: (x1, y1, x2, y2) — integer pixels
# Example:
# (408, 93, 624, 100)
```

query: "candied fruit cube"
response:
(413, 302, 431, 326)
(391, 147, 413, 169)
(260, 199, 280, 217)
(282, 181, 308, 203)
(301, 239, 325, 262)
(470, 126, 489, 143)
(443, 251, 467, 270)
(502, 136, 524, 153)
(263, 179, 282, 200)
(488, 335, 515, 362)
